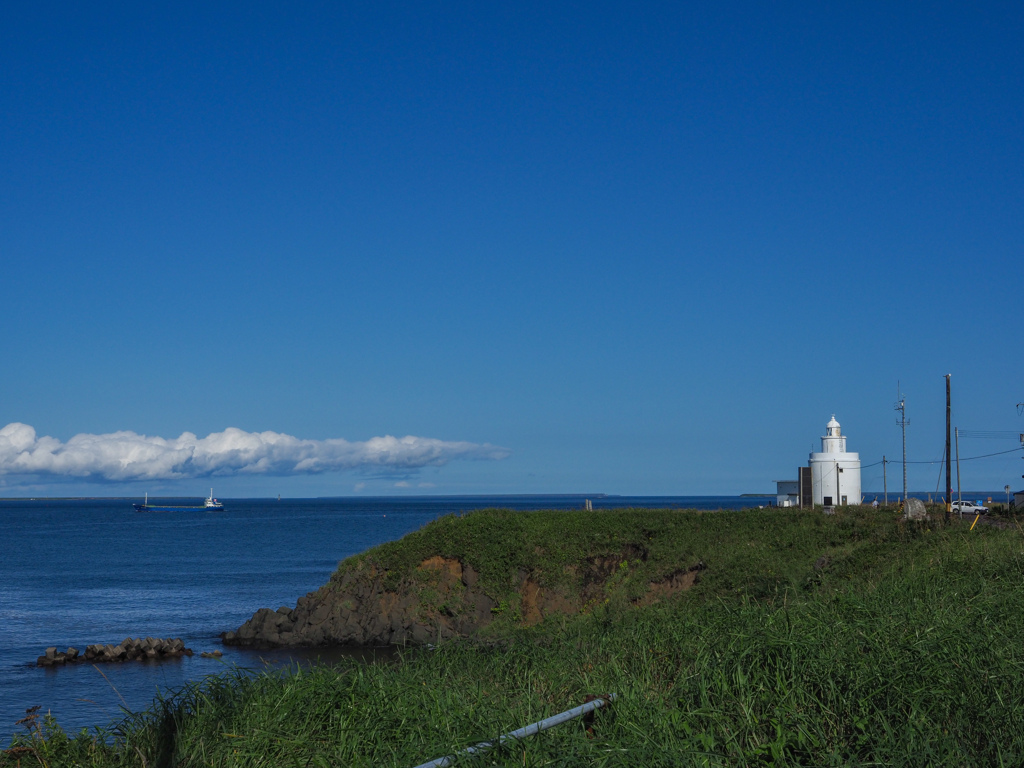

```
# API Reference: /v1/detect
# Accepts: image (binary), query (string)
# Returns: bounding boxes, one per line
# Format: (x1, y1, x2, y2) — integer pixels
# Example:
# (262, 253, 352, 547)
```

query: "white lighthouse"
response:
(809, 415, 861, 506)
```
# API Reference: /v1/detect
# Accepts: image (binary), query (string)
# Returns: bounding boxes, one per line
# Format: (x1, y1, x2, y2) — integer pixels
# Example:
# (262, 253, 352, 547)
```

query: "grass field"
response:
(5, 507, 1023, 767)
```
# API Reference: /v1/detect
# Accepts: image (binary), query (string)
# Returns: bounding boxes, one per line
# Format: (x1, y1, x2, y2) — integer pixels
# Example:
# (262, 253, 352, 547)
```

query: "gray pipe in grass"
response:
(412, 693, 618, 768)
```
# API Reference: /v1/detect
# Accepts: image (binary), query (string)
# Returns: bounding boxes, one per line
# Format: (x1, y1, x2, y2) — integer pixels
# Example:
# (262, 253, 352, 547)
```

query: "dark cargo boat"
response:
(133, 489, 224, 512)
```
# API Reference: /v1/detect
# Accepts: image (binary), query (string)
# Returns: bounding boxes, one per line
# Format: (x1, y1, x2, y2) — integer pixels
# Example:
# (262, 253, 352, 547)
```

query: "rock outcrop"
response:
(36, 637, 192, 667)
(223, 557, 496, 647)
(222, 554, 705, 649)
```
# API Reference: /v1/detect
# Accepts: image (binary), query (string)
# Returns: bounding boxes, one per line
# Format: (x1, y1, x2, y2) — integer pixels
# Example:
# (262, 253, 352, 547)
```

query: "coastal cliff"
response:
(221, 503, 907, 649)
(222, 508, 715, 648)
(223, 552, 707, 647)
(223, 557, 501, 646)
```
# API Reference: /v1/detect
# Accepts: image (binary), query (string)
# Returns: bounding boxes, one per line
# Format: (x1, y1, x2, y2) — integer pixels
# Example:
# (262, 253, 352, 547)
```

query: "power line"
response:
(956, 430, 1023, 439)
(861, 446, 1023, 466)
(935, 443, 946, 494)
(958, 446, 1024, 462)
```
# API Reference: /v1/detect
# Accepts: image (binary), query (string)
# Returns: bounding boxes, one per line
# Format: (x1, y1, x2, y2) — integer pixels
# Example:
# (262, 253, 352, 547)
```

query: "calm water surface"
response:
(1, 495, 772, 741)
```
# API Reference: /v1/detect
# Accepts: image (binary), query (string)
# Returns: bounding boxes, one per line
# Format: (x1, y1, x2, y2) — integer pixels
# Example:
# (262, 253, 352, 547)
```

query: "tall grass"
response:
(6, 512, 1024, 767)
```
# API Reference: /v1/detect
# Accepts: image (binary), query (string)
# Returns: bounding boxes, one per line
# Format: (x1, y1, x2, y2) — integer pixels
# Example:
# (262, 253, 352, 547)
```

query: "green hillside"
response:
(6, 506, 1024, 767)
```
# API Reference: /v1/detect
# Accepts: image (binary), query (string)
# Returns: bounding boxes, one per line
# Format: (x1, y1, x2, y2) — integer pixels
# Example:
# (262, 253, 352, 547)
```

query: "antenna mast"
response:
(895, 382, 908, 503)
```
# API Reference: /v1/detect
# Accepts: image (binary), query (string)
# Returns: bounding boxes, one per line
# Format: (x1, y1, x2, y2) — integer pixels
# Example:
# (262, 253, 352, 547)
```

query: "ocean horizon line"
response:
(0, 491, 1010, 502)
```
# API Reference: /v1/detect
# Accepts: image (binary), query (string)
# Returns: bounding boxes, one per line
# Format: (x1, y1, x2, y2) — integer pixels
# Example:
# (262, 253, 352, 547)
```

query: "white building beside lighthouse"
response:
(809, 415, 861, 506)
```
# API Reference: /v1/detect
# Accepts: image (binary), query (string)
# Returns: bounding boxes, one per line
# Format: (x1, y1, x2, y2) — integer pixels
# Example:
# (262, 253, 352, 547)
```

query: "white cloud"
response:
(0, 423, 510, 482)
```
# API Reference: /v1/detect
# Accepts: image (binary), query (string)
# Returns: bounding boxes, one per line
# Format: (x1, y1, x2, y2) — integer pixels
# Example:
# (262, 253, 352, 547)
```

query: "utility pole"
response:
(883, 456, 888, 505)
(895, 383, 908, 504)
(955, 426, 962, 512)
(945, 374, 952, 523)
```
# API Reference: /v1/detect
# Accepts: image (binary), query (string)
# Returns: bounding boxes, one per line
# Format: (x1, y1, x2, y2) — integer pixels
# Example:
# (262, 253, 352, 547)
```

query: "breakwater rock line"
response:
(223, 553, 705, 649)
(36, 637, 193, 667)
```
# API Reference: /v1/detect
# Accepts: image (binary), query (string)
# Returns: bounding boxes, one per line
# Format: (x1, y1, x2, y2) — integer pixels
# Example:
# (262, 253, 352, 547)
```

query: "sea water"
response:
(0, 494, 774, 741)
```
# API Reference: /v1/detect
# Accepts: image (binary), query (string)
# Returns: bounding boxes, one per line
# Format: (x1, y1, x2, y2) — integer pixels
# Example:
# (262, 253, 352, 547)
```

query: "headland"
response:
(6, 503, 1024, 767)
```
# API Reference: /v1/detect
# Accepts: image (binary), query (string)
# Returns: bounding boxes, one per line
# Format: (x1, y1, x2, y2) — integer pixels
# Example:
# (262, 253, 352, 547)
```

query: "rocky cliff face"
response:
(223, 556, 494, 647)
(222, 552, 705, 649)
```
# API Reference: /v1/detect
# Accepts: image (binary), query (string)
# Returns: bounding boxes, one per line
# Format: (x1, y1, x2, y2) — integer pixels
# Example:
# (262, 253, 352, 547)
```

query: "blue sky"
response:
(2, 2, 1022, 497)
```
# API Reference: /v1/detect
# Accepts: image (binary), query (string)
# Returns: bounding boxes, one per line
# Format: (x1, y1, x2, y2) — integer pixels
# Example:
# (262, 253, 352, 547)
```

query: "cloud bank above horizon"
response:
(0, 423, 510, 482)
